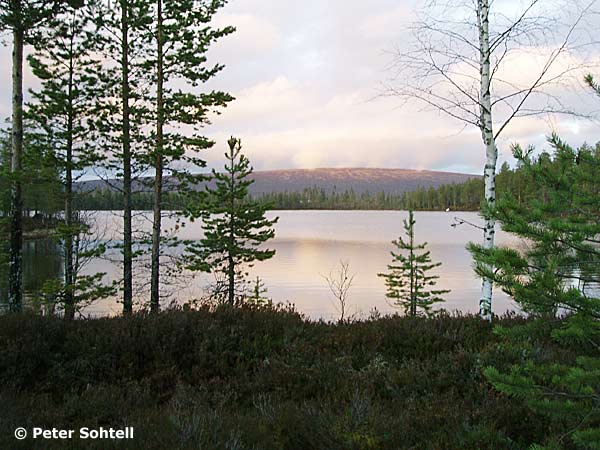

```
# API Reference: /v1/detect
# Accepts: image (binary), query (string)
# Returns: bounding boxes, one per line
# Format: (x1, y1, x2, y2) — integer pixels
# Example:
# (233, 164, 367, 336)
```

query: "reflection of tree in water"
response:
(0, 238, 62, 311)
(23, 239, 62, 293)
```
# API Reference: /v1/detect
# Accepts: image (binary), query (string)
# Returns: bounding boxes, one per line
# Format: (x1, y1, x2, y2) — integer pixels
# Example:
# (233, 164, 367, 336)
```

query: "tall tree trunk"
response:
(227, 148, 235, 306)
(121, 0, 133, 315)
(8, 20, 24, 313)
(150, 0, 163, 313)
(227, 253, 234, 305)
(478, 0, 497, 321)
(64, 47, 75, 320)
(409, 214, 416, 317)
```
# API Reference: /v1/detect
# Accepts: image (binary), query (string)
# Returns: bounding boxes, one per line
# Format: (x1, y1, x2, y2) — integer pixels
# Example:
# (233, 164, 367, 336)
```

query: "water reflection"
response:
(5, 210, 597, 320)
(79, 210, 521, 320)
(0, 238, 62, 312)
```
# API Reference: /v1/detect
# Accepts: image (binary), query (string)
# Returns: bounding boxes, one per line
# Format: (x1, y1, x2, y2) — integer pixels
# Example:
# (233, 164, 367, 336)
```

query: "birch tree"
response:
(475, 134, 600, 448)
(324, 260, 355, 323)
(388, 0, 595, 320)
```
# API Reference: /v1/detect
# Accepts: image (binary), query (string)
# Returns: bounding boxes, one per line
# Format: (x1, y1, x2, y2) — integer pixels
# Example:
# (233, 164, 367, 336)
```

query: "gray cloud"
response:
(2, 0, 600, 174)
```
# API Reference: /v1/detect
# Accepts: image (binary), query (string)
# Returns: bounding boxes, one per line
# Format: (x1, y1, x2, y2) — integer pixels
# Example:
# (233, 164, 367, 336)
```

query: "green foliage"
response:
(26, 2, 113, 317)
(378, 211, 449, 316)
(36, 224, 116, 314)
(137, 0, 235, 196)
(0, 120, 62, 313)
(0, 309, 560, 449)
(27, 1, 106, 177)
(185, 138, 278, 305)
(258, 164, 526, 212)
(92, 0, 153, 178)
(72, 161, 538, 212)
(0, 0, 74, 33)
(258, 186, 411, 210)
(247, 276, 271, 307)
(257, 182, 487, 211)
(147, 0, 234, 308)
(0, 128, 62, 221)
(397, 162, 530, 211)
(471, 134, 600, 448)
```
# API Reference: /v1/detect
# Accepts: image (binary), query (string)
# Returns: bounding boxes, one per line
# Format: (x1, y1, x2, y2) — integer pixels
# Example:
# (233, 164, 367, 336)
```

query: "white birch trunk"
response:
(478, 0, 497, 321)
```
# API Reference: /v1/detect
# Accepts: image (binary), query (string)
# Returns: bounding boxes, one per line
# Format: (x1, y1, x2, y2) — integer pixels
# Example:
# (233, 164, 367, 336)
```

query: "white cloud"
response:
(212, 12, 281, 54)
(360, 5, 414, 40)
(2, 0, 600, 175)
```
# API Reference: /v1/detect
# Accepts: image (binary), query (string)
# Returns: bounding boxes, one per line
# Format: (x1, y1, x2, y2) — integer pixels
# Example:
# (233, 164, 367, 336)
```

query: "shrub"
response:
(0, 308, 565, 449)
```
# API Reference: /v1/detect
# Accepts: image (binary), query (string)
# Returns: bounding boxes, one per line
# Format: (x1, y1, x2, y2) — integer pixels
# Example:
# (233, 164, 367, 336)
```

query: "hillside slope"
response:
(247, 168, 477, 195)
(77, 167, 479, 195)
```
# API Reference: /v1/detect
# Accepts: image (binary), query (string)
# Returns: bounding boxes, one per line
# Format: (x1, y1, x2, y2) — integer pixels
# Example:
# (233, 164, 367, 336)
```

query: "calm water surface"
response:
(80, 210, 520, 320)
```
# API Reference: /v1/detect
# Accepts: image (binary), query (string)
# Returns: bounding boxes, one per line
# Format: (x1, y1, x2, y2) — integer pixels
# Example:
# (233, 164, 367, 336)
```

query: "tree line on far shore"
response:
(28, 159, 539, 213)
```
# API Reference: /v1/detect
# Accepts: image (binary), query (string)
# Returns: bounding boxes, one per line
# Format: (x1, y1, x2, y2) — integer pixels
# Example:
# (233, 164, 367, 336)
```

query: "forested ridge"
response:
(66, 160, 532, 211)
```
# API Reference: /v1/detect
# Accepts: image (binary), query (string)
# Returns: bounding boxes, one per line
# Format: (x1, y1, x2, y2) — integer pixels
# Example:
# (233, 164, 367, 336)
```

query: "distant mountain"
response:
(77, 168, 479, 196)
(245, 168, 478, 195)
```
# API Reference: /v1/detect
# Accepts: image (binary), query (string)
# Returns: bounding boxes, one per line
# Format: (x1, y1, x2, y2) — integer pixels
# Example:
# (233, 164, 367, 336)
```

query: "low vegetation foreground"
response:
(0, 307, 580, 450)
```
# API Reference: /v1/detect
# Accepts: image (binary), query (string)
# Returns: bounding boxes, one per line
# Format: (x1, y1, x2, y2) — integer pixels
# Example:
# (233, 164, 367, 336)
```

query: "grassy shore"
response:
(0, 307, 564, 449)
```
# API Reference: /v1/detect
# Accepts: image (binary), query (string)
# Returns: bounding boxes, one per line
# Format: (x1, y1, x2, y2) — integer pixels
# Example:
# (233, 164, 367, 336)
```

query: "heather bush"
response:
(0, 308, 567, 449)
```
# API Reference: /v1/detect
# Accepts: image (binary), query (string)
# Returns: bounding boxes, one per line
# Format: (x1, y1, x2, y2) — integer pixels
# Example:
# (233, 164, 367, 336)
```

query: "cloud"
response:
(0, 46, 40, 121)
(2, 0, 600, 175)
(215, 76, 316, 128)
(212, 13, 281, 54)
(204, 78, 492, 173)
(359, 5, 414, 40)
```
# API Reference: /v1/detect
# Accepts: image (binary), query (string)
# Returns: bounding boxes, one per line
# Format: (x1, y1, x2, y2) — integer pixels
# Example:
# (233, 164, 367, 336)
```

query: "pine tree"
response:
(27, 0, 110, 319)
(378, 210, 448, 317)
(470, 131, 600, 448)
(93, 0, 153, 315)
(0, 0, 83, 312)
(185, 137, 278, 306)
(0, 136, 9, 307)
(145, 0, 234, 312)
(0, 128, 62, 222)
(248, 276, 270, 307)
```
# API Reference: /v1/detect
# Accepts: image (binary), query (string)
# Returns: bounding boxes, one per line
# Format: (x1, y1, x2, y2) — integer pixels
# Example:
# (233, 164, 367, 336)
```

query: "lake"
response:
(71, 210, 520, 320)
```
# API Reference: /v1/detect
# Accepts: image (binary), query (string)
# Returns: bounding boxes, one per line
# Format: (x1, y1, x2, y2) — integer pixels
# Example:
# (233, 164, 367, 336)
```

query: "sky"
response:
(1, 0, 600, 174)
